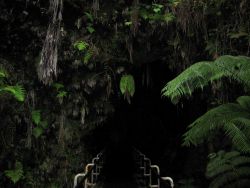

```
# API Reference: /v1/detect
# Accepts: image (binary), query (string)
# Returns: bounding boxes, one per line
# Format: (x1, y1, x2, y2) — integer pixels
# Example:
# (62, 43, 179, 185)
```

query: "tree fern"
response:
(162, 55, 250, 104)
(206, 150, 250, 188)
(183, 96, 250, 153)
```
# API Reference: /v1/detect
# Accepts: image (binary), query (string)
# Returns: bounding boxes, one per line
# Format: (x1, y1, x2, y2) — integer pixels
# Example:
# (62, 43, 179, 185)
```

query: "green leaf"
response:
(120, 75, 135, 97)
(162, 55, 250, 104)
(2, 85, 26, 102)
(56, 91, 67, 98)
(31, 110, 41, 125)
(83, 50, 93, 64)
(87, 26, 95, 33)
(163, 13, 175, 23)
(73, 41, 89, 51)
(206, 150, 250, 188)
(85, 12, 94, 22)
(237, 96, 250, 111)
(182, 96, 250, 153)
(33, 127, 44, 138)
(152, 4, 164, 13)
(52, 83, 64, 91)
(4, 162, 24, 184)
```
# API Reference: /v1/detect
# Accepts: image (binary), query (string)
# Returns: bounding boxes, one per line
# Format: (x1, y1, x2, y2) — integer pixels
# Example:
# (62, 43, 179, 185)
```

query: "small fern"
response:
(31, 110, 48, 138)
(74, 40, 89, 51)
(206, 150, 250, 188)
(4, 161, 24, 184)
(162, 55, 250, 104)
(1, 85, 26, 102)
(31, 110, 41, 125)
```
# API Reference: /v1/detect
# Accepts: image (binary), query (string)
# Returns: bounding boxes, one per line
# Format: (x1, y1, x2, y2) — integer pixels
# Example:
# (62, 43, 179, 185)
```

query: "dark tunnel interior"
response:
(84, 61, 208, 187)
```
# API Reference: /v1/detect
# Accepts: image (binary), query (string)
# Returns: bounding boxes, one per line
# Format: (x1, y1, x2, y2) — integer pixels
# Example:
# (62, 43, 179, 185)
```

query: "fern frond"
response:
(236, 96, 250, 111)
(31, 110, 41, 125)
(162, 55, 250, 104)
(162, 61, 213, 104)
(231, 155, 250, 166)
(2, 85, 26, 102)
(223, 122, 250, 153)
(206, 151, 250, 188)
(209, 167, 250, 188)
(4, 161, 24, 184)
(206, 151, 250, 178)
(206, 151, 237, 177)
(231, 118, 250, 137)
(182, 102, 250, 148)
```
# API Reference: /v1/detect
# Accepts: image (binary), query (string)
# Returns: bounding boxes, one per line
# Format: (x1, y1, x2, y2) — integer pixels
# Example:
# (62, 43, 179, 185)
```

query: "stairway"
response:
(73, 148, 174, 188)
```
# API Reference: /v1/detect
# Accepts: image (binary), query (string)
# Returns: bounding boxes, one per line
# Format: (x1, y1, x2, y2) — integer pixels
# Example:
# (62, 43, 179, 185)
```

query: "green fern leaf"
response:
(162, 55, 250, 104)
(52, 83, 64, 91)
(183, 96, 250, 153)
(87, 26, 95, 34)
(2, 85, 26, 102)
(56, 91, 67, 98)
(236, 96, 250, 111)
(31, 110, 41, 125)
(74, 41, 89, 51)
(84, 12, 94, 22)
(83, 49, 93, 64)
(223, 122, 250, 153)
(4, 161, 24, 184)
(33, 127, 44, 138)
(206, 151, 250, 188)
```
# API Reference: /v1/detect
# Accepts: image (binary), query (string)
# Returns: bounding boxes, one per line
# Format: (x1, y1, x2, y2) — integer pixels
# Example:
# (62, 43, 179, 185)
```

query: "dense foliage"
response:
(0, 0, 250, 187)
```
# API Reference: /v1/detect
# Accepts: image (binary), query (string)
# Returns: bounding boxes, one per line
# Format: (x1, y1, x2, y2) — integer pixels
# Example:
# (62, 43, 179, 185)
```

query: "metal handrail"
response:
(133, 148, 174, 188)
(74, 148, 173, 188)
(73, 150, 105, 188)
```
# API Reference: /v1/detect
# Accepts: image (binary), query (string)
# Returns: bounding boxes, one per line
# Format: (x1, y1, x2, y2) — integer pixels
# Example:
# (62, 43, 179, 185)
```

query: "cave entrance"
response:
(78, 61, 185, 187)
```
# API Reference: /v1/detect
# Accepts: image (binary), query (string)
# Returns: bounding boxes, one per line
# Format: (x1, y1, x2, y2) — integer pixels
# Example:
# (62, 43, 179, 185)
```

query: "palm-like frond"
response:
(237, 96, 250, 111)
(183, 96, 250, 153)
(206, 150, 250, 188)
(1, 85, 26, 102)
(162, 55, 250, 104)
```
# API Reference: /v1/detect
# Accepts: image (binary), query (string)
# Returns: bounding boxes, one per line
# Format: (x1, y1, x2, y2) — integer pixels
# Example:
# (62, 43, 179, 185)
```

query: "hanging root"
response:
(38, 0, 63, 85)
(131, 0, 139, 36)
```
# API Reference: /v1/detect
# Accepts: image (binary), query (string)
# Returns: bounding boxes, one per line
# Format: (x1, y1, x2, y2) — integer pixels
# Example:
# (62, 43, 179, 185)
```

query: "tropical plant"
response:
(1, 0, 250, 187)
(0, 68, 25, 102)
(162, 55, 250, 104)
(4, 161, 24, 184)
(183, 96, 250, 153)
(120, 74, 135, 103)
(31, 110, 48, 138)
(162, 55, 250, 186)
(206, 150, 250, 188)
(162, 55, 250, 152)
